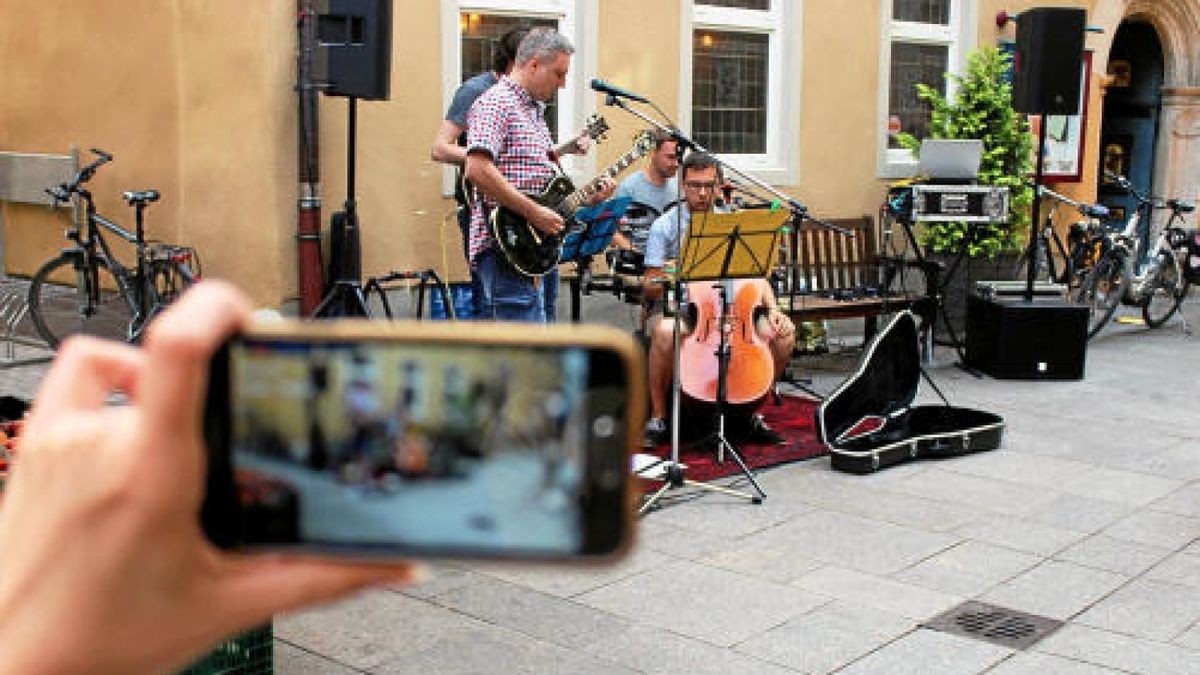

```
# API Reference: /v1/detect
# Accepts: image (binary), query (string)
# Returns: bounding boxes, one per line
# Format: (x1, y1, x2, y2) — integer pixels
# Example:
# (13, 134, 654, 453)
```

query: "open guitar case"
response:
(817, 311, 1004, 474)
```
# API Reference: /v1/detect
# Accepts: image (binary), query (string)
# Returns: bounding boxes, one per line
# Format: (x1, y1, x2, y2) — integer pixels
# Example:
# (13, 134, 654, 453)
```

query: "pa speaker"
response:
(965, 295, 1088, 380)
(316, 0, 392, 100)
(1012, 7, 1086, 115)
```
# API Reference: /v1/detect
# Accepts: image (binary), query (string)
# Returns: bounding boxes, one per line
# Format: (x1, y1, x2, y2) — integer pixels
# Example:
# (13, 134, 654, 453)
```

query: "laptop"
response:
(917, 139, 983, 182)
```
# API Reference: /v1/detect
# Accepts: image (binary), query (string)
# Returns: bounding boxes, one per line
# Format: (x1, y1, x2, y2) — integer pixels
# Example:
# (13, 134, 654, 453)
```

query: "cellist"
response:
(641, 152, 796, 448)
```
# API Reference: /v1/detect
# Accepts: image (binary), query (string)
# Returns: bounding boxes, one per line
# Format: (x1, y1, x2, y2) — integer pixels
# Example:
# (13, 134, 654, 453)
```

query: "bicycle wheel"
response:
(28, 253, 135, 348)
(130, 258, 199, 341)
(1075, 253, 1127, 339)
(1141, 250, 1189, 328)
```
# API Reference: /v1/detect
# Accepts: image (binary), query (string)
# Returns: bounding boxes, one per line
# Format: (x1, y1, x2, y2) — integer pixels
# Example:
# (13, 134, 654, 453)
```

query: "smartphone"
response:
(201, 319, 642, 561)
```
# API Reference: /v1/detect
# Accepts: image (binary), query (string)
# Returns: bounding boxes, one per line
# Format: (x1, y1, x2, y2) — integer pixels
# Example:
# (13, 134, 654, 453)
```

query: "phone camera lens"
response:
(592, 415, 615, 438)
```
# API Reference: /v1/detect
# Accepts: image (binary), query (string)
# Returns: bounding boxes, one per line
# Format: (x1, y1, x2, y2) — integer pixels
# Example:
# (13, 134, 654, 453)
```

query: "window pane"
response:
(459, 13, 559, 138)
(696, 0, 771, 9)
(892, 0, 950, 24)
(692, 30, 769, 154)
(888, 42, 947, 148)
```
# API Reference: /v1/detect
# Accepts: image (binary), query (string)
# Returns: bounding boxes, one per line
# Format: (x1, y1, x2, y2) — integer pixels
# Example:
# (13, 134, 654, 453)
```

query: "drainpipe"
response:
(297, 0, 324, 314)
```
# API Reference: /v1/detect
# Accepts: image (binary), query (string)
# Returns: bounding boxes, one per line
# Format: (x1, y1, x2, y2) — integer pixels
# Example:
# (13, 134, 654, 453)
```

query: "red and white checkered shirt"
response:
(464, 76, 557, 264)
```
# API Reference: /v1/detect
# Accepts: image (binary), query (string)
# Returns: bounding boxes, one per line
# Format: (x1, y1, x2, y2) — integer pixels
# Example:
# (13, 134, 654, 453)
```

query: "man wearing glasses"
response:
(640, 152, 795, 448)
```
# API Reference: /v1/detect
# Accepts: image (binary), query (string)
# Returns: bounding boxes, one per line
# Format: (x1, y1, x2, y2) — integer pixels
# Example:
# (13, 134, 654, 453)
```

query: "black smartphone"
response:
(201, 320, 642, 561)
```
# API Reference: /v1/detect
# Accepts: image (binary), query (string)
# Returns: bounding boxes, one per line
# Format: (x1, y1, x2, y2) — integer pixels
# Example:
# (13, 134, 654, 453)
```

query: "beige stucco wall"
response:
(13, 0, 1196, 308)
(0, 0, 296, 307)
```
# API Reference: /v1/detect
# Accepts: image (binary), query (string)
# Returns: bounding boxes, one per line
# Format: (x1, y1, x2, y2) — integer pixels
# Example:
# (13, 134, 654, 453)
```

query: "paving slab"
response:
(575, 558, 829, 648)
(792, 566, 963, 621)
(891, 540, 1042, 597)
(1037, 623, 1200, 674)
(833, 628, 1011, 675)
(979, 560, 1128, 621)
(1074, 577, 1200, 642)
(983, 651, 1129, 674)
(733, 600, 916, 674)
(1054, 534, 1174, 576)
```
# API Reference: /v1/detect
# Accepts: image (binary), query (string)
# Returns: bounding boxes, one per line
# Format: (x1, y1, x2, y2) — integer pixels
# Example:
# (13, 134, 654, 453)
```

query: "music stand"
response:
(561, 197, 631, 322)
(638, 208, 786, 514)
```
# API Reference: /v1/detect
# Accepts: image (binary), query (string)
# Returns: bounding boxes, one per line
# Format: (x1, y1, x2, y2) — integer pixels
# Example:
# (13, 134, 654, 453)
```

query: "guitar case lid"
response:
(818, 310, 921, 446)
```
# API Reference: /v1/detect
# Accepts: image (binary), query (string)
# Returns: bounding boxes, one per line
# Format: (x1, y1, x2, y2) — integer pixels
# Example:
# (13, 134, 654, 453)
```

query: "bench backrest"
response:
(790, 215, 880, 292)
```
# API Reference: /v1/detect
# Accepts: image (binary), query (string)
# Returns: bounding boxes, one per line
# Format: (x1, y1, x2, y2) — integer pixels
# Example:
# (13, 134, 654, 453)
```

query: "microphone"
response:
(590, 78, 649, 104)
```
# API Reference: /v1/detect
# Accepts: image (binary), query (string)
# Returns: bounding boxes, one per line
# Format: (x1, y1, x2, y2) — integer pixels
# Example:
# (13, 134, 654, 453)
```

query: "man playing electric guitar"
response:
(464, 27, 613, 322)
(430, 26, 527, 318)
(641, 152, 796, 447)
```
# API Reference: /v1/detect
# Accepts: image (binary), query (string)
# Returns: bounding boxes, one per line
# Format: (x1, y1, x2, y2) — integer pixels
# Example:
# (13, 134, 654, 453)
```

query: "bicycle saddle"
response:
(123, 189, 160, 205)
(1167, 199, 1195, 214)
(1081, 204, 1109, 219)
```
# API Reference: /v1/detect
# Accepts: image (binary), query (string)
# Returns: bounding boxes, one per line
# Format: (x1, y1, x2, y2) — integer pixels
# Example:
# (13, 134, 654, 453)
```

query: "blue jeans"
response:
(475, 249, 545, 323)
(543, 267, 559, 323)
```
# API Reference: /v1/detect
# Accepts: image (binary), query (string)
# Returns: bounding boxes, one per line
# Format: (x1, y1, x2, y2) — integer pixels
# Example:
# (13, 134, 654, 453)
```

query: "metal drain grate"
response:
(922, 601, 1063, 650)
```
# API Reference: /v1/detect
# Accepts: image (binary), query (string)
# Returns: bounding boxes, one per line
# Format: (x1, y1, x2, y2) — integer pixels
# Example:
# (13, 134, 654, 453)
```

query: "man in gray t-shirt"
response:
(612, 129, 679, 250)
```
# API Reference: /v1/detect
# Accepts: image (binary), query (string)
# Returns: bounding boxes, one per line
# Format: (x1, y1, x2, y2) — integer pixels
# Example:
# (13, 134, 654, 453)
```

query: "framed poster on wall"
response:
(1030, 51, 1093, 183)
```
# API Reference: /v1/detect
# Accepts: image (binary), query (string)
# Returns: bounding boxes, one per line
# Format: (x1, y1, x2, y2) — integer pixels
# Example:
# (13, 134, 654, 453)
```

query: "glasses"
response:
(684, 181, 718, 192)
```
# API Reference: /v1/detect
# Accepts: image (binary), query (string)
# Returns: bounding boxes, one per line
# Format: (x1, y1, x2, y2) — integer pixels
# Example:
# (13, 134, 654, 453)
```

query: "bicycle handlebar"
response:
(1102, 169, 1191, 215)
(1037, 185, 1109, 219)
(45, 148, 114, 204)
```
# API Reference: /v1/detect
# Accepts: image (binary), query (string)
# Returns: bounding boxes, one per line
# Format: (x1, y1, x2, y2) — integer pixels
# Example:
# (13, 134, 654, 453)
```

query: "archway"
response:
(1090, 0, 1200, 213)
(1096, 21, 1163, 235)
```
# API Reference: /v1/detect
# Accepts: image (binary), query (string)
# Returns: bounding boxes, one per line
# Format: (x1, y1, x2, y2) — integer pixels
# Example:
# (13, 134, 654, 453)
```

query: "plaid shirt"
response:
(464, 76, 557, 264)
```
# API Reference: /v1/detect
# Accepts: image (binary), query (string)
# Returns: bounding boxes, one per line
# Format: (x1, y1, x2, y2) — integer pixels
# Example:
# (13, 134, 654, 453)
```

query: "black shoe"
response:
(643, 417, 668, 448)
(745, 414, 786, 445)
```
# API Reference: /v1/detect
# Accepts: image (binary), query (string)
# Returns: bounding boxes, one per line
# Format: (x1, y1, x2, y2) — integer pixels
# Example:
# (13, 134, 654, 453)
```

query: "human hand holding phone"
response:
(0, 282, 420, 674)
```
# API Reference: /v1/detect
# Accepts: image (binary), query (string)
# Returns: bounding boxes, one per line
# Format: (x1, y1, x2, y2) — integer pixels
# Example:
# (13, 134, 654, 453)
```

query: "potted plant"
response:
(895, 44, 1034, 341)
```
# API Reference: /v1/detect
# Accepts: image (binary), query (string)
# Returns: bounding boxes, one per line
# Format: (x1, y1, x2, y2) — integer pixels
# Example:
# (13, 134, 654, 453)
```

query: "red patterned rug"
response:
(637, 393, 828, 489)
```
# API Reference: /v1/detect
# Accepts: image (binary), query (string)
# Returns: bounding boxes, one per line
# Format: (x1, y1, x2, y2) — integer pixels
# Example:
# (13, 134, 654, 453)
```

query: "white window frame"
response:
(439, 1, 597, 195)
(877, 0, 976, 178)
(680, 0, 801, 185)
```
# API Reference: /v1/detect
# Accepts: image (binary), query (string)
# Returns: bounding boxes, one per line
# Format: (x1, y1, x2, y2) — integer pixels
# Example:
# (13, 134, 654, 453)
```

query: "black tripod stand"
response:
(313, 96, 371, 318)
(695, 280, 769, 496)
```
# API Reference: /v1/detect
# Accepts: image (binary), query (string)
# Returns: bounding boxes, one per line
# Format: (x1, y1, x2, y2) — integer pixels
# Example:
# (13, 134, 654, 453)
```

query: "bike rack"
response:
(0, 278, 53, 369)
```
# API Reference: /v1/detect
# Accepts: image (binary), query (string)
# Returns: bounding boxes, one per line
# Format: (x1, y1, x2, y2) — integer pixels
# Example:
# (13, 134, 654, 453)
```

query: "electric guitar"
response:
(490, 130, 655, 276)
(456, 114, 610, 212)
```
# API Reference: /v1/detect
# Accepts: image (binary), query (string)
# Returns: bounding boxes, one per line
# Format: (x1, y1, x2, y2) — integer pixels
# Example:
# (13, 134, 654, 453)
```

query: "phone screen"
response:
(202, 332, 632, 559)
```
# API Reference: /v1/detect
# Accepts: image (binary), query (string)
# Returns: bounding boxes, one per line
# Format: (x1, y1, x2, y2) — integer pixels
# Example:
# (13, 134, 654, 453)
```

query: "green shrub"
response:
(895, 45, 1034, 258)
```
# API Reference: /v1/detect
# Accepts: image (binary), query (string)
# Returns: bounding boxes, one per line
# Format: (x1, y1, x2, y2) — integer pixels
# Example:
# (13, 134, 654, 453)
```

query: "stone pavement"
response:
(2, 288, 1199, 674)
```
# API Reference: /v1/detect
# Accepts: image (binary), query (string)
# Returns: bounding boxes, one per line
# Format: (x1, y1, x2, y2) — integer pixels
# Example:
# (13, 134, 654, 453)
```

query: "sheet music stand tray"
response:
(638, 208, 787, 513)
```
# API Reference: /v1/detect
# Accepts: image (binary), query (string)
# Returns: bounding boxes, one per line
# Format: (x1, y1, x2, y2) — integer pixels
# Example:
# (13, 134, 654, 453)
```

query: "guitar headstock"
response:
(631, 129, 656, 154)
(583, 114, 610, 143)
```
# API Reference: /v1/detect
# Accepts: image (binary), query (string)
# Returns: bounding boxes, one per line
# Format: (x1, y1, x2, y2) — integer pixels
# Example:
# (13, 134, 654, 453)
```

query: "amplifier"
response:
(912, 184, 1009, 223)
(965, 294, 1088, 380)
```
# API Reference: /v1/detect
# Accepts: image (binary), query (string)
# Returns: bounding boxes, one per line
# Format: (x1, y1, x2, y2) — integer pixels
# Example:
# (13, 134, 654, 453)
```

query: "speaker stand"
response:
(313, 96, 370, 318)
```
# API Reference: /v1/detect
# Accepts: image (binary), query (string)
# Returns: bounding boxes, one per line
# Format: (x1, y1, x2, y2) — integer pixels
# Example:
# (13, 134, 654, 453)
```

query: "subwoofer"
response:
(965, 294, 1088, 380)
(316, 0, 393, 100)
(1012, 7, 1086, 115)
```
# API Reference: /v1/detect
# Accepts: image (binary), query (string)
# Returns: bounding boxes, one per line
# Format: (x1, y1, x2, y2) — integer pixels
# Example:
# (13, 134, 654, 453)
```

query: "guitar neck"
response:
(561, 146, 646, 213)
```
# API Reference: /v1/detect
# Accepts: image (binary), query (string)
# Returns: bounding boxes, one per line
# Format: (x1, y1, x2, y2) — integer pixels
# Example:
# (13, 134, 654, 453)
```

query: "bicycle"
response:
(1074, 170, 1195, 338)
(1012, 184, 1110, 294)
(27, 148, 201, 348)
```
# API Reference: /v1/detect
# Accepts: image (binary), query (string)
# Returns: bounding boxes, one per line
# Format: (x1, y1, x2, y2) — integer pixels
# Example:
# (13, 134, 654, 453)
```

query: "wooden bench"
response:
(777, 214, 918, 341)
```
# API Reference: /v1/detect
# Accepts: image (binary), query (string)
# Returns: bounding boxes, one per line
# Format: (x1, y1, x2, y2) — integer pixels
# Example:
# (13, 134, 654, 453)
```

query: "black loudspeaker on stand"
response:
(312, 0, 392, 318)
(968, 7, 1090, 380)
(1012, 7, 1086, 115)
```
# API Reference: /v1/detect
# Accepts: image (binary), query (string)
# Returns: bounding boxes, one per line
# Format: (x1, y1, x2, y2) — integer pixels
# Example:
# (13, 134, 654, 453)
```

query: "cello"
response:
(678, 278, 775, 422)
